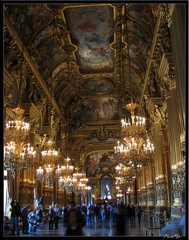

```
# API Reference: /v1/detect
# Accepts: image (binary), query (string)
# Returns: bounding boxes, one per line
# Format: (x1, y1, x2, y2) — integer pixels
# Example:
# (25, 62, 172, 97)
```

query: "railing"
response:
(146, 227, 162, 236)
(143, 211, 169, 236)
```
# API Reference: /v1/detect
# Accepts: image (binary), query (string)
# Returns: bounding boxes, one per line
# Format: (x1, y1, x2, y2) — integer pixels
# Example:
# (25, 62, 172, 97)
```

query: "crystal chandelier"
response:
(59, 175, 77, 192)
(114, 101, 154, 173)
(36, 138, 62, 187)
(58, 157, 75, 191)
(4, 106, 36, 178)
(115, 163, 134, 193)
(116, 186, 123, 200)
(72, 172, 91, 195)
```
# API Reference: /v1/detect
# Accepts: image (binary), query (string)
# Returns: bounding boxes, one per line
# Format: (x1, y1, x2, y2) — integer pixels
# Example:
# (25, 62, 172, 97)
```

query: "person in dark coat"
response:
(21, 204, 30, 234)
(63, 201, 85, 236)
(126, 203, 132, 224)
(131, 204, 135, 220)
(48, 205, 55, 230)
(114, 203, 126, 236)
(136, 202, 143, 227)
(10, 199, 21, 236)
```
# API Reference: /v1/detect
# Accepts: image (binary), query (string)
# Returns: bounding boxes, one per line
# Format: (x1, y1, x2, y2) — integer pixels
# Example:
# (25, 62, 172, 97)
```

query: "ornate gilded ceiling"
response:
(4, 3, 172, 169)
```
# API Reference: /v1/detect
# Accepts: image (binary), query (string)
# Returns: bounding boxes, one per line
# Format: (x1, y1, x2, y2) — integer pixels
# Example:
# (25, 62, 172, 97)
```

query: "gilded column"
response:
(166, 88, 185, 218)
(140, 167, 147, 206)
(153, 120, 168, 211)
(146, 161, 155, 207)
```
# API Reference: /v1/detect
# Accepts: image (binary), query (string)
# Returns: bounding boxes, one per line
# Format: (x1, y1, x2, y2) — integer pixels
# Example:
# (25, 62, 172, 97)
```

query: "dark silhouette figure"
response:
(21, 204, 29, 234)
(10, 200, 21, 236)
(131, 204, 135, 220)
(63, 201, 85, 236)
(48, 205, 55, 230)
(126, 204, 132, 224)
(136, 202, 142, 227)
(114, 203, 126, 236)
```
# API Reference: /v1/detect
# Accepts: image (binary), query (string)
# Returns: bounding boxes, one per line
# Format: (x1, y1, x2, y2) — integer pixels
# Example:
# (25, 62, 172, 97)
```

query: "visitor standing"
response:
(63, 200, 85, 236)
(136, 202, 143, 227)
(54, 204, 60, 230)
(10, 199, 21, 236)
(21, 204, 29, 234)
(48, 205, 55, 230)
(114, 202, 126, 236)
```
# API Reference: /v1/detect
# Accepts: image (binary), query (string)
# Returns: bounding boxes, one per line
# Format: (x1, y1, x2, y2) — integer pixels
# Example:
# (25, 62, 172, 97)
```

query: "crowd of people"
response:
(8, 198, 144, 236)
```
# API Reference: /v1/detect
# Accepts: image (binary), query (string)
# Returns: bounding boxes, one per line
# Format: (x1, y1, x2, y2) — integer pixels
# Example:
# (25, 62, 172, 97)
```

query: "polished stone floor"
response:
(5, 216, 155, 238)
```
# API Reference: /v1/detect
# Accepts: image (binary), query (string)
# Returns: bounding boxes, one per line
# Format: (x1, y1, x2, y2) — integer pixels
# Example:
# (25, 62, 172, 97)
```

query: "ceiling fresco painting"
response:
(63, 5, 115, 71)
(77, 97, 119, 121)
(86, 78, 114, 93)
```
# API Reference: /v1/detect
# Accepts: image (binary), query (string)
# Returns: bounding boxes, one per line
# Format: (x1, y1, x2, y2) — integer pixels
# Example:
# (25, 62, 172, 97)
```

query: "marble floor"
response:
(4, 216, 160, 238)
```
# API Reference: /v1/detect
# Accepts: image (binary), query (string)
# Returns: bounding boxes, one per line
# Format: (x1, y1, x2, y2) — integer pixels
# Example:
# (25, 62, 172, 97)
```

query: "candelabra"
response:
(4, 106, 36, 178)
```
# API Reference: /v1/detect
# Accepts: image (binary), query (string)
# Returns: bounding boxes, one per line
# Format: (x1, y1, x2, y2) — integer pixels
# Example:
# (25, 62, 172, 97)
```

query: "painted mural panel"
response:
(78, 97, 119, 121)
(86, 152, 117, 178)
(64, 5, 114, 70)
(86, 78, 114, 93)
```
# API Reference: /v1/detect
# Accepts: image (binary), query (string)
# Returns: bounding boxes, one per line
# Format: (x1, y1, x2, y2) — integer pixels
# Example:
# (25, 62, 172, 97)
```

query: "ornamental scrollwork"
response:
(172, 170, 185, 199)
(147, 187, 155, 201)
(156, 181, 168, 200)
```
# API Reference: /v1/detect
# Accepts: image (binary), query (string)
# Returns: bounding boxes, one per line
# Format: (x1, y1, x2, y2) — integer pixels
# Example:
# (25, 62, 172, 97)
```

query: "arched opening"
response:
(100, 176, 112, 200)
